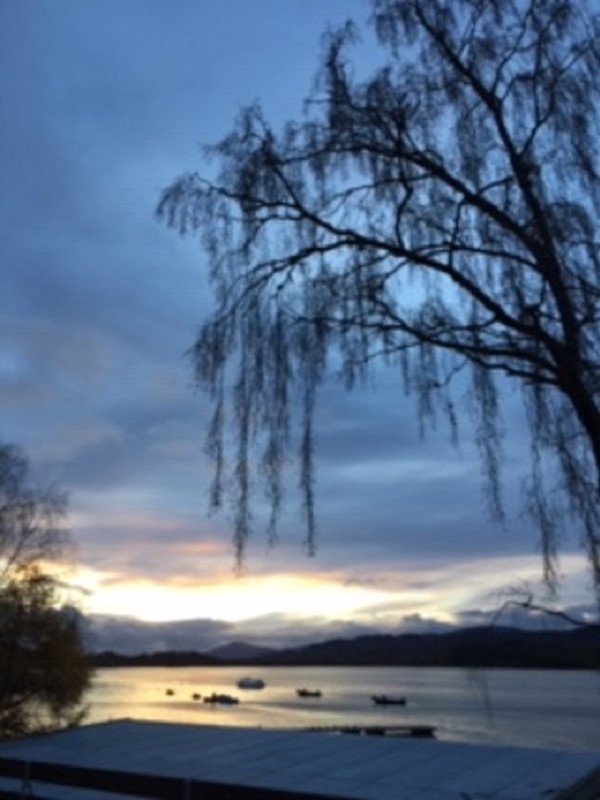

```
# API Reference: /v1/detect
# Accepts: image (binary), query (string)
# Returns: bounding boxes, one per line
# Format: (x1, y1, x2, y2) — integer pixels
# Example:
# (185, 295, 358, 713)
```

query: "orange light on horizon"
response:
(68, 553, 592, 625)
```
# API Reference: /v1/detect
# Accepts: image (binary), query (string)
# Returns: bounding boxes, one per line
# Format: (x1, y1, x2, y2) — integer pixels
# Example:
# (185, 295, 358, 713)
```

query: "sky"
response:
(1, 0, 596, 652)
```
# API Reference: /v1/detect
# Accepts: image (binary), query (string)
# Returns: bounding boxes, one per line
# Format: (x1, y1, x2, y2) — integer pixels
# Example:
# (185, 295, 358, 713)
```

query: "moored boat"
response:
(203, 692, 239, 705)
(296, 688, 322, 698)
(371, 695, 407, 706)
(237, 676, 265, 689)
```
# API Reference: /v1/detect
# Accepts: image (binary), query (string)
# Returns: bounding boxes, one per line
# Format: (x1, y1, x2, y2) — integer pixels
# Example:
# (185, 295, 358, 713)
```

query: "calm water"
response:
(87, 666, 600, 752)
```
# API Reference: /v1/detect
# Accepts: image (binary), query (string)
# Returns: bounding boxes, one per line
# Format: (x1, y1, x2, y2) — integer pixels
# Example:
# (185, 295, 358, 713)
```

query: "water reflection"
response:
(87, 666, 600, 752)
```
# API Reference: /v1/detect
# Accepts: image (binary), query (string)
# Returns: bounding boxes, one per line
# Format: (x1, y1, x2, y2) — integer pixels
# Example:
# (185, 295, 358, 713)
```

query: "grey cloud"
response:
(83, 614, 231, 655)
(85, 602, 592, 655)
(1, 0, 594, 628)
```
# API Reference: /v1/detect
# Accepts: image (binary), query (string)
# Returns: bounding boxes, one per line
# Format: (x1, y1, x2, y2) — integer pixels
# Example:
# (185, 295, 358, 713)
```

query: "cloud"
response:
(82, 595, 596, 655)
(83, 614, 232, 655)
(1, 0, 597, 636)
(40, 421, 126, 465)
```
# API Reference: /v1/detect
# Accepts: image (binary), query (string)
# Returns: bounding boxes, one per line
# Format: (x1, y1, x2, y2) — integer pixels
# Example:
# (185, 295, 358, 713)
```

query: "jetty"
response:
(304, 723, 436, 738)
(0, 719, 598, 799)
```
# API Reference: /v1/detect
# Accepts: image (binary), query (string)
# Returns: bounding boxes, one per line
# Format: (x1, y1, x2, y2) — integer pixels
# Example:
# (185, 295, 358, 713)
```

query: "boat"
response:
(203, 693, 239, 705)
(371, 695, 407, 706)
(237, 676, 265, 689)
(296, 688, 322, 698)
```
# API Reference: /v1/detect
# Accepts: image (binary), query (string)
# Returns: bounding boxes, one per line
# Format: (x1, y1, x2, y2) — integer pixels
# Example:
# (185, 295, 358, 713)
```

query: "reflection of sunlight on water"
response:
(87, 666, 600, 751)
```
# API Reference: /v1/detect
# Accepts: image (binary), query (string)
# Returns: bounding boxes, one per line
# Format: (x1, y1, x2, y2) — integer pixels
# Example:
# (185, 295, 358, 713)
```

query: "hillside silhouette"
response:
(92, 625, 599, 669)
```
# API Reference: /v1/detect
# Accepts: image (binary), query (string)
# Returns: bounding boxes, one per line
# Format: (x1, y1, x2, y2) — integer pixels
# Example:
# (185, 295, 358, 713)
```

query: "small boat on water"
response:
(371, 695, 407, 706)
(203, 693, 239, 705)
(296, 688, 322, 698)
(237, 676, 265, 689)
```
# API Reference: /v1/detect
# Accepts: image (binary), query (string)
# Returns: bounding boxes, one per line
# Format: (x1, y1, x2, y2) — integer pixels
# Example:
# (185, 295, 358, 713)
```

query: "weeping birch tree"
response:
(158, 0, 600, 596)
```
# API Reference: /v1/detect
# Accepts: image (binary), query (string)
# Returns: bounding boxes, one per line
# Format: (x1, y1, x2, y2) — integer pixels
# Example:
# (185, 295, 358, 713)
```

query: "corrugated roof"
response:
(0, 719, 598, 799)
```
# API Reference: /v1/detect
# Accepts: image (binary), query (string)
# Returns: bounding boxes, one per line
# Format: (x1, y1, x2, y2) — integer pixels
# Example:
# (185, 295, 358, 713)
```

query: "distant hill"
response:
(207, 641, 276, 661)
(91, 625, 599, 669)
(92, 650, 220, 668)
(254, 626, 600, 669)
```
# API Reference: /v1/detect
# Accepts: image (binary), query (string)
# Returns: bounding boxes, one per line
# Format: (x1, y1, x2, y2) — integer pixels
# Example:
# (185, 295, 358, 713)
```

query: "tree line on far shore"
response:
(91, 625, 600, 670)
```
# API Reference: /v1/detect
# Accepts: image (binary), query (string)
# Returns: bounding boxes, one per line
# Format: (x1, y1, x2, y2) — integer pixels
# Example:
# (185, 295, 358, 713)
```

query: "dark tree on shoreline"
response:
(0, 444, 92, 740)
(158, 0, 600, 597)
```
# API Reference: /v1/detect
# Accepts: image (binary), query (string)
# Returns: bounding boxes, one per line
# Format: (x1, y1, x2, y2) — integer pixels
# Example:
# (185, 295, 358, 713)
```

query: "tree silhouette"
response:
(0, 444, 92, 740)
(159, 0, 600, 596)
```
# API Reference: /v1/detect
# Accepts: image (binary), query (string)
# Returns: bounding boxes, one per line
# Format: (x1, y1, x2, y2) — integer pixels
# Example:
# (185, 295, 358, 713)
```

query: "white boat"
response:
(237, 676, 265, 689)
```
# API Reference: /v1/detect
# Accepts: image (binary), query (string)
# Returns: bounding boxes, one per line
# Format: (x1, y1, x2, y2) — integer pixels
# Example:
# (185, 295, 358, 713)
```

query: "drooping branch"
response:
(493, 590, 600, 630)
(159, 0, 600, 597)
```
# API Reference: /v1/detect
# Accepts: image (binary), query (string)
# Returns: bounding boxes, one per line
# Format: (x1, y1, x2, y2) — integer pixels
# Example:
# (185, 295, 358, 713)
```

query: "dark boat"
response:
(371, 695, 407, 706)
(203, 693, 239, 705)
(237, 676, 265, 689)
(296, 688, 322, 698)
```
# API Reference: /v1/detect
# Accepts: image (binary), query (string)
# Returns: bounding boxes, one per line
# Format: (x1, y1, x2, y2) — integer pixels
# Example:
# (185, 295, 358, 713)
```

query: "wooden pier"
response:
(0, 719, 598, 799)
(305, 723, 436, 738)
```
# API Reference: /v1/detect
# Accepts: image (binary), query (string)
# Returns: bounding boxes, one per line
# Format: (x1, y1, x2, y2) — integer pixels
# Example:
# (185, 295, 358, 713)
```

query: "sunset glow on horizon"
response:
(62, 552, 591, 631)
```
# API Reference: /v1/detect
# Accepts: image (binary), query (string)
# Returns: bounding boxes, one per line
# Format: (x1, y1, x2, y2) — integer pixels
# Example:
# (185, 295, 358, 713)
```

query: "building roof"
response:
(0, 719, 598, 800)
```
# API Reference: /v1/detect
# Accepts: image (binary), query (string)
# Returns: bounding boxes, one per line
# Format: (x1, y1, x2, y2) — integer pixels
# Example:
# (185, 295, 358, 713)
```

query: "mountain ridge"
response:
(91, 624, 600, 669)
